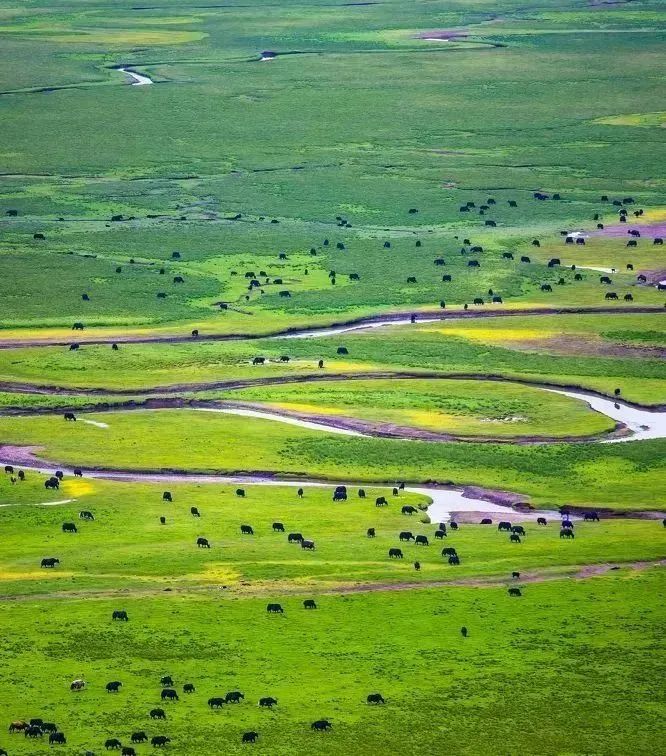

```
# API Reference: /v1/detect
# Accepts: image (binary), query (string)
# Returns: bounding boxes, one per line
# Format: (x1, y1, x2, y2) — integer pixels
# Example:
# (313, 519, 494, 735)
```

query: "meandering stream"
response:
(117, 68, 153, 86)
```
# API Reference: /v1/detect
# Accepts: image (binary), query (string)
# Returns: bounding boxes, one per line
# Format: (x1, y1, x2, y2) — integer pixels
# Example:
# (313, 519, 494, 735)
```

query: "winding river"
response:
(118, 68, 153, 86)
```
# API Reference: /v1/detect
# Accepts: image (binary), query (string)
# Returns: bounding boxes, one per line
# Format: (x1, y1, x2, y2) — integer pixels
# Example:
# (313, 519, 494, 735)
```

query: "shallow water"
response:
(192, 406, 367, 436)
(118, 68, 153, 86)
(544, 388, 666, 443)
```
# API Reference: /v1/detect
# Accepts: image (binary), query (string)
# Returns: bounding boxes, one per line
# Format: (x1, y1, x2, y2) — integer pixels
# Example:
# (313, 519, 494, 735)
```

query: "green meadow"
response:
(0, 0, 664, 752)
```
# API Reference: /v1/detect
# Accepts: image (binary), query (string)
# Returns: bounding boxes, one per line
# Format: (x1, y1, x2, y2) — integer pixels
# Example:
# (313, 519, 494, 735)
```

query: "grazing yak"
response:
(367, 693, 385, 704)
(266, 604, 284, 614)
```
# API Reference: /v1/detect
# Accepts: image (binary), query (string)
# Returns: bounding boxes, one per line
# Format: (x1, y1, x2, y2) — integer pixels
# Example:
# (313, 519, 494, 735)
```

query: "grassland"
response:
(0, 0, 664, 751)
(0, 410, 664, 509)
(222, 377, 616, 438)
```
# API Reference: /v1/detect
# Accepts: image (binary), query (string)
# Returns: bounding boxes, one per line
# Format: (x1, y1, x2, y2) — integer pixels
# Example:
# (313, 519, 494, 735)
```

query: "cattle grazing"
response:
(160, 516, 166, 525)
(375, 496, 387, 507)
(532, 239, 540, 247)
(131, 732, 148, 743)
(576, 237, 585, 245)
(367, 527, 375, 538)
(502, 252, 514, 260)
(252, 356, 265, 365)
(434, 530, 446, 540)
(401, 505, 417, 515)
(183, 683, 195, 694)
(55, 470, 64, 480)
(236, 488, 245, 497)
(473, 298, 484, 305)
(389, 548, 403, 559)
(414, 535, 429, 546)
(288, 533, 303, 543)
(318, 359, 324, 368)
(161, 675, 174, 687)
(64, 412, 77, 421)
(548, 258, 560, 267)
(468, 260, 480, 267)
(480, 518, 492, 525)
(508, 587, 522, 597)
(70, 679, 86, 691)
(399, 531, 414, 542)
(121, 747, 136, 756)
(242, 732, 259, 743)
(196, 537, 210, 549)
(441, 547, 457, 557)
(18, 470, 25, 481)
(512, 525, 526, 536)
(69, 342, 80, 351)
(337, 346, 348, 355)
(498, 521, 512, 532)
(637, 274, 647, 282)
(605, 292, 618, 300)
(442, 274, 452, 282)
(150, 708, 166, 719)
(541, 284, 552, 292)
(600, 276, 612, 284)
(240, 524, 254, 535)
(537, 517, 547, 525)
(162, 491, 172, 502)
(151, 736, 171, 747)
(226, 691, 245, 703)
(574, 273, 583, 281)
(406, 276, 417, 283)
(298, 488, 304, 498)
(279, 290, 291, 297)
(349, 273, 360, 281)
(272, 522, 285, 532)
(333, 485, 347, 501)
(654, 237, 663, 245)
(41, 557, 60, 568)
(209, 697, 226, 708)
(303, 599, 317, 609)
(161, 688, 178, 701)
(448, 555, 460, 565)
(266, 604, 284, 614)
(367, 693, 385, 704)
(25, 725, 43, 738)
(512, 571, 520, 579)
(260, 696, 278, 707)
(449, 521, 458, 530)
(624, 293, 633, 301)
(106, 681, 122, 693)
(560, 529, 575, 539)
(301, 540, 315, 550)
(44, 477, 59, 490)
(72, 322, 84, 330)
(105, 738, 122, 749)
(510, 534, 521, 543)
(49, 732, 66, 745)
(78, 510, 95, 521)
(520, 255, 531, 263)
(311, 720, 332, 731)
(190, 507, 200, 517)
(62, 522, 77, 533)
(584, 511, 600, 522)
(562, 519, 574, 529)
(9, 721, 28, 732)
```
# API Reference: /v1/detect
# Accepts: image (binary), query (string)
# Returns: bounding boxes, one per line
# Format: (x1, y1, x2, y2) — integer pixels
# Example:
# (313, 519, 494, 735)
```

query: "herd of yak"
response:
(28, 192, 664, 345)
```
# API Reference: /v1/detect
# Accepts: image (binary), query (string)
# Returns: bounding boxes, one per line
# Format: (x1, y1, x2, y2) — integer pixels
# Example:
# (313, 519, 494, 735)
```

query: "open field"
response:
(221, 377, 617, 438)
(0, 410, 664, 508)
(1, 0, 664, 751)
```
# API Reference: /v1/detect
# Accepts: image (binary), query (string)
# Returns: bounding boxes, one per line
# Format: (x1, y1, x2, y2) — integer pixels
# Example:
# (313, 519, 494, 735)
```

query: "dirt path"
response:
(0, 305, 661, 350)
(1, 559, 662, 603)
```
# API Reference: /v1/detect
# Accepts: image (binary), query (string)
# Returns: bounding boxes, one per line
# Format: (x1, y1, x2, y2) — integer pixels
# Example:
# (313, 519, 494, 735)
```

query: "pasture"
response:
(0, 0, 664, 752)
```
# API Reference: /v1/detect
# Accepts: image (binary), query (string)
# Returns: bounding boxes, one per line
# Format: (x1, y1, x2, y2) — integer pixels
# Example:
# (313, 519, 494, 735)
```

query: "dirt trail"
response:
(0, 305, 661, 350)
(0, 560, 662, 603)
